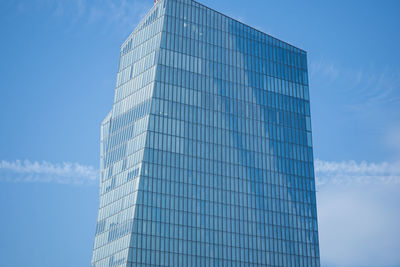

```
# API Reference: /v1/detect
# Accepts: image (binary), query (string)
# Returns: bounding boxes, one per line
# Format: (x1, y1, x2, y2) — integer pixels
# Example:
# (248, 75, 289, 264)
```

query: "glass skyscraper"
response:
(91, 0, 320, 266)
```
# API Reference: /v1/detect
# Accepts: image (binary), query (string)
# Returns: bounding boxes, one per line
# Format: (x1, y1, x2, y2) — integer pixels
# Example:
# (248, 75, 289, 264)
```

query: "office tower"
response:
(92, 0, 320, 266)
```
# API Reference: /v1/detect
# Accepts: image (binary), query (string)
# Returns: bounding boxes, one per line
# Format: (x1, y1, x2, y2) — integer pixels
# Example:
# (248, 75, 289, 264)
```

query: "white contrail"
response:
(314, 159, 400, 186)
(0, 160, 98, 185)
(1, 158, 399, 187)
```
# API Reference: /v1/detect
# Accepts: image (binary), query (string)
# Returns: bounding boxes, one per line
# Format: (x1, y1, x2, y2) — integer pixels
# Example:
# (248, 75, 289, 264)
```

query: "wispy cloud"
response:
(81, 0, 152, 32)
(309, 58, 340, 83)
(0, 160, 98, 185)
(350, 67, 400, 111)
(11, 0, 153, 35)
(309, 58, 400, 112)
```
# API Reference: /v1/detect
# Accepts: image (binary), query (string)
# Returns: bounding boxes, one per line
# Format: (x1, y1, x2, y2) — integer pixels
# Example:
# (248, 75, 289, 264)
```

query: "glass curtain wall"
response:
(92, 0, 320, 266)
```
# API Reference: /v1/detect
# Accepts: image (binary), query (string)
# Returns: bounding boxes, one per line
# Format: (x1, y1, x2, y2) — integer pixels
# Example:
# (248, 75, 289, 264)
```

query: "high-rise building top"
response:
(92, 0, 320, 266)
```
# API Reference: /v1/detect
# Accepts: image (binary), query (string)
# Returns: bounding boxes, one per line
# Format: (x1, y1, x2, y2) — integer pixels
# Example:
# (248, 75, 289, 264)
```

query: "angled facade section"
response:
(92, 2, 167, 266)
(92, 0, 320, 266)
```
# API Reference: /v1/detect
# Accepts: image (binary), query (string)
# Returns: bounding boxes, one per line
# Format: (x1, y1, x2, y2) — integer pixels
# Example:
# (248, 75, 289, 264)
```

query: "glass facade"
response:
(92, 0, 320, 266)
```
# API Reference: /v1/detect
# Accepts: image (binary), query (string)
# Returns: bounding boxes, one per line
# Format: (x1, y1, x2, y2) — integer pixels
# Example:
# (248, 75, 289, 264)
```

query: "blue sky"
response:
(0, 0, 399, 266)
